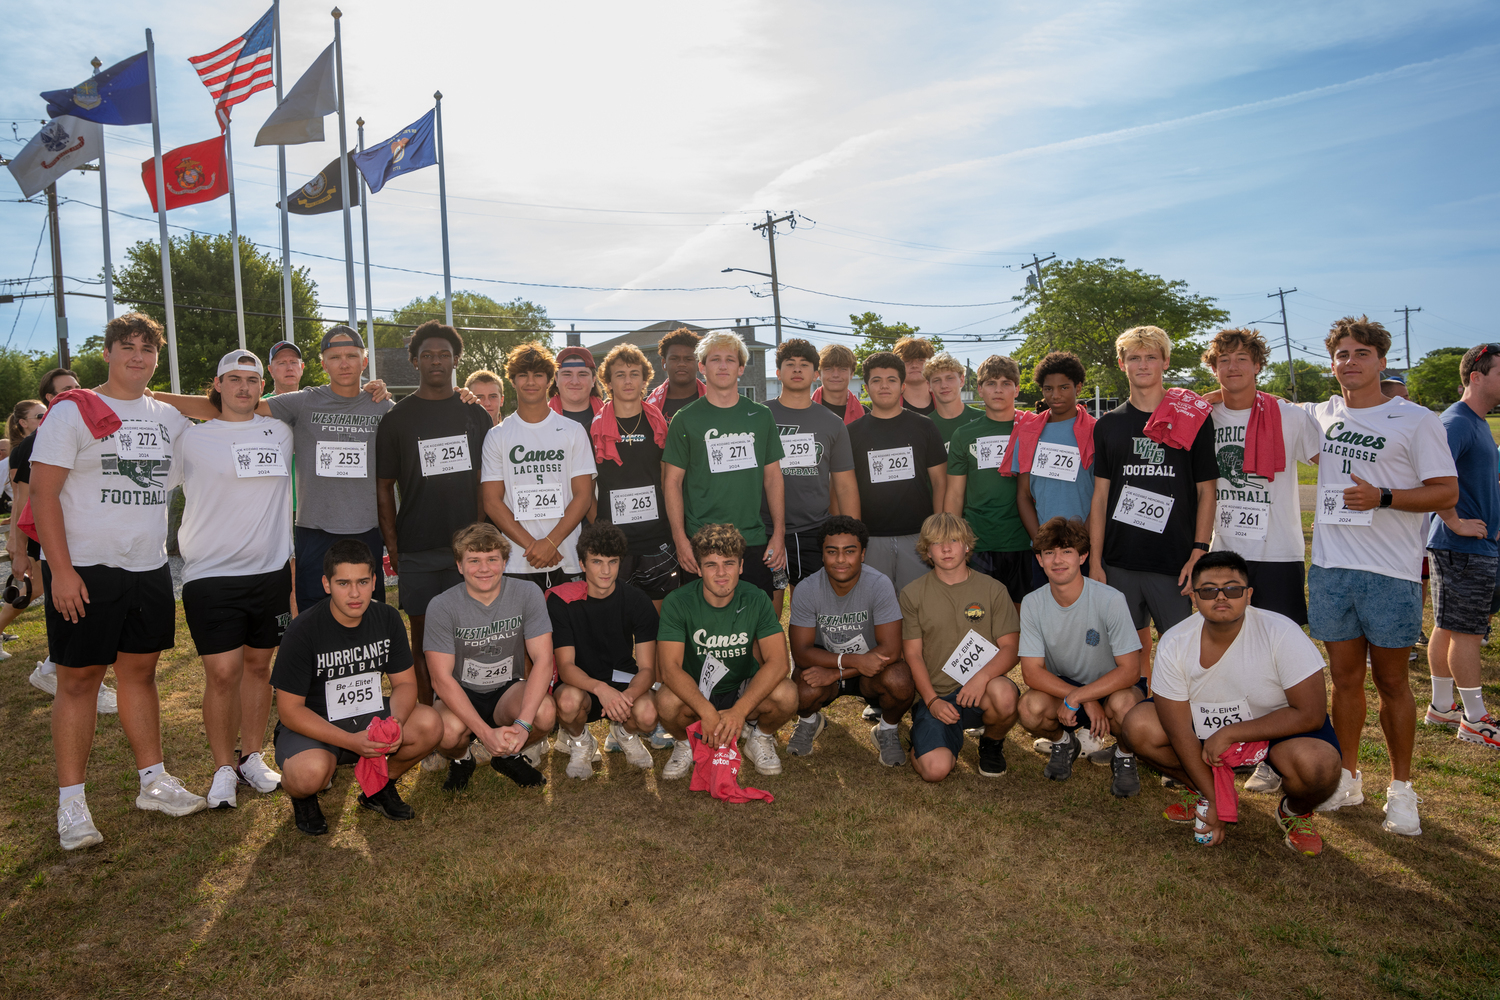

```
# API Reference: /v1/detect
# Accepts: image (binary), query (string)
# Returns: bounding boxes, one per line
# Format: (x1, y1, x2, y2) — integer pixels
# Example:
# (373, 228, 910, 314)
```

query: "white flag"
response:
(254, 42, 336, 146)
(6, 116, 103, 198)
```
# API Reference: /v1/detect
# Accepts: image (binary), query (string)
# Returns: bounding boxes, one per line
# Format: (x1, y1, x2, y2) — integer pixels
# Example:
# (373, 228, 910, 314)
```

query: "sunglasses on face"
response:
(1193, 584, 1247, 600)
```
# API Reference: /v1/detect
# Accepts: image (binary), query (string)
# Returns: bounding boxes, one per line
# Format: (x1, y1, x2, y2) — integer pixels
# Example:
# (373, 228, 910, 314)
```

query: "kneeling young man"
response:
(656, 523, 797, 780)
(271, 540, 442, 835)
(1018, 516, 1144, 796)
(787, 514, 914, 765)
(550, 522, 662, 778)
(1122, 551, 1342, 855)
(424, 524, 558, 790)
(902, 512, 1021, 782)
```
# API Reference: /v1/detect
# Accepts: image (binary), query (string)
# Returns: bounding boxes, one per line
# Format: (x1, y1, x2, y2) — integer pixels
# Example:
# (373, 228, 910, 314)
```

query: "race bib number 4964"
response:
(941, 629, 1000, 686)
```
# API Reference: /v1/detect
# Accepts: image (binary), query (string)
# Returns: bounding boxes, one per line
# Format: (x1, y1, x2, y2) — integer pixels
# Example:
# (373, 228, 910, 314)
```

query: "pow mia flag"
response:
(280, 154, 359, 215)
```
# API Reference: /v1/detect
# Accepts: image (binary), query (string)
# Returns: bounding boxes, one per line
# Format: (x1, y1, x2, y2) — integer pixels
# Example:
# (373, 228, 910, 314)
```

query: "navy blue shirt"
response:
(1427, 401, 1499, 556)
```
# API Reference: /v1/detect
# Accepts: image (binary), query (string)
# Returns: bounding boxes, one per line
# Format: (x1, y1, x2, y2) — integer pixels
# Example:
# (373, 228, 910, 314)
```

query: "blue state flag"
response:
(42, 51, 151, 126)
(352, 110, 436, 194)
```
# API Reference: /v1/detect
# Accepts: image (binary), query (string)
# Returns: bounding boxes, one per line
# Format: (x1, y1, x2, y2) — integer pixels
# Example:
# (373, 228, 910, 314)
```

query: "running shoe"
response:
(662, 740, 694, 780)
(786, 713, 826, 757)
(1277, 798, 1323, 856)
(978, 737, 1007, 777)
(603, 728, 623, 753)
(238, 751, 282, 793)
(358, 779, 415, 821)
(1382, 781, 1422, 836)
(551, 730, 574, 755)
(1424, 702, 1462, 730)
(566, 730, 599, 780)
(521, 739, 547, 768)
(610, 724, 654, 769)
(492, 754, 547, 788)
(1457, 714, 1500, 749)
(1315, 769, 1363, 812)
(28, 660, 57, 696)
(743, 728, 782, 775)
(1244, 761, 1282, 794)
(1415, 631, 1428, 647)
(58, 794, 104, 851)
(420, 751, 446, 772)
(1163, 788, 1204, 824)
(1043, 730, 1079, 782)
(207, 766, 239, 809)
(136, 773, 209, 817)
(443, 754, 477, 791)
(647, 724, 675, 749)
(1110, 752, 1141, 798)
(292, 795, 328, 836)
(861, 701, 881, 722)
(96, 684, 118, 715)
(872, 725, 904, 767)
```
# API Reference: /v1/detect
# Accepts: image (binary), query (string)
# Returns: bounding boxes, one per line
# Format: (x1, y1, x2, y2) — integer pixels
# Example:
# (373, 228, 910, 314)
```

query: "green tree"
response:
(848, 311, 942, 369)
(1407, 347, 1466, 411)
(385, 292, 553, 385)
(1008, 258, 1229, 399)
(1260, 359, 1340, 403)
(112, 234, 324, 393)
(0, 348, 51, 423)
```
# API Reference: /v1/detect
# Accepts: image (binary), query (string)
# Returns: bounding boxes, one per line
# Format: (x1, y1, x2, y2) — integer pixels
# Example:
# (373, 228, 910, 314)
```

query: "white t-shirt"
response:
(1305, 395, 1456, 582)
(31, 394, 191, 572)
(1209, 399, 1321, 563)
(480, 409, 596, 575)
(1153, 606, 1326, 733)
(178, 415, 295, 583)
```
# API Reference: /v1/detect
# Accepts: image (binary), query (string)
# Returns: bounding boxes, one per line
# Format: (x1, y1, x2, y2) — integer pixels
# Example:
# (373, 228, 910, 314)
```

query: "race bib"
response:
(512, 483, 564, 521)
(780, 433, 817, 469)
(324, 672, 383, 722)
(1032, 441, 1080, 482)
(610, 486, 658, 525)
(114, 419, 166, 461)
(973, 435, 1010, 471)
(829, 633, 870, 656)
(697, 652, 730, 700)
(461, 656, 513, 690)
(232, 442, 288, 478)
(1217, 499, 1269, 542)
(942, 629, 1000, 686)
(1112, 485, 1174, 533)
(867, 446, 916, 484)
(418, 433, 472, 477)
(1317, 485, 1374, 526)
(707, 433, 758, 474)
(1191, 700, 1252, 741)
(315, 440, 367, 478)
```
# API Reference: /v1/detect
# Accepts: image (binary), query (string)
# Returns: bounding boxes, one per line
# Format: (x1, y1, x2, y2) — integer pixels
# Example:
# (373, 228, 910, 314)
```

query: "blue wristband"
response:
(515, 719, 533, 733)
(1062, 698, 1078, 712)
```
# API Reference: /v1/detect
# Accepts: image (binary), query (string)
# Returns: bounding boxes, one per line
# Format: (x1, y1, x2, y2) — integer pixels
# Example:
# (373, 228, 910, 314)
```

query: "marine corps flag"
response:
(282, 154, 359, 214)
(140, 136, 229, 212)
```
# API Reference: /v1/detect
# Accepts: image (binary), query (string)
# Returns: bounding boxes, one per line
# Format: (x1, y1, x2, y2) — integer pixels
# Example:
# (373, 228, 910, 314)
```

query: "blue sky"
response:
(2, 1, 1496, 375)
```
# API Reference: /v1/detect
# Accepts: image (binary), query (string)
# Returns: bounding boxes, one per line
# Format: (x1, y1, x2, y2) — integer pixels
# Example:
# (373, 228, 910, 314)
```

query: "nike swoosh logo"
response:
(1387, 414, 1404, 419)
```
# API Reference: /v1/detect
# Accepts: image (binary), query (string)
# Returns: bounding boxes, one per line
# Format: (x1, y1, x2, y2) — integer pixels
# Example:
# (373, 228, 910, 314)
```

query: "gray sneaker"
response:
(871, 725, 904, 767)
(1043, 731, 1079, 782)
(786, 713, 826, 757)
(1244, 761, 1282, 794)
(1109, 752, 1141, 798)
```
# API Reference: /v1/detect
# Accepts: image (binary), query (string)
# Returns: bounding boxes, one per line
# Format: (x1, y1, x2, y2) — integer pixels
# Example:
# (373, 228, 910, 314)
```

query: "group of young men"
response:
(26, 307, 1496, 858)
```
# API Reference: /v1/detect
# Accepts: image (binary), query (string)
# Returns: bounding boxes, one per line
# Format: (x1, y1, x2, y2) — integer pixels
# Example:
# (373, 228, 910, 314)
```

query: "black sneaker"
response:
(491, 754, 547, 788)
(443, 755, 476, 791)
(357, 779, 415, 821)
(292, 795, 328, 836)
(1110, 752, 1141, 798)
(1043, 731, 1079, 782)
(978, 737, 1007, 777)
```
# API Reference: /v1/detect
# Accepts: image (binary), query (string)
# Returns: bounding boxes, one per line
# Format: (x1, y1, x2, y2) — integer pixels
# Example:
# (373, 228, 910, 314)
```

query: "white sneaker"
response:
(1382, 781, 1422, 836)
(566, 731, 599, 780)
(611, 723, 654, 769)
(96, 684, 118, 715)
(28, 661, 57, 697)
(207, 766, 239, 809)
(662, 740, 694, 780)
(1076, 727, 1105, 755)
(603, 728, 623, 753)
(420, 751, 447, 772)
(1315, 769, 1364, 812)
(742, 728, 782, 776)
(57, 793, 103, 851)
(0, 645, 11, 661)
(237, 751, 281, 793)
(520, 739, 546, 768)
(551, 730, 573, 755)
(1244, 761, 1283, 794)
(1032, 736, 1055, 754)
(136, 773, 209, 817)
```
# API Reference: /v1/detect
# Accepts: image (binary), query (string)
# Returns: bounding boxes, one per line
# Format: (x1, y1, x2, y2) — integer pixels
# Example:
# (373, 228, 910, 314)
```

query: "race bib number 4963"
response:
(1112, 485, 1174, 533)
(1191, 700, 1251, 741)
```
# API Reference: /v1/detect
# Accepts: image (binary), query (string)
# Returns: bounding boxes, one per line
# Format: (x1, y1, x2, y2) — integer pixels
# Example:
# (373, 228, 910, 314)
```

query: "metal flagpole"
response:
(434, 91, 452, 328)
(357, 117, 376, 379)
(145, 29, 180, 393)
(91, 57, 116, 320)
(224, 122, 247, 350)
(273, 0, 295, 342)
(332, 8, 356, 329)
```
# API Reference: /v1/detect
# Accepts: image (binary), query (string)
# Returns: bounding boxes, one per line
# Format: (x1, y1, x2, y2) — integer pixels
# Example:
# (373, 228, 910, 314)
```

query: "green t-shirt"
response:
(663, 395, 784, 546)
(929, 405, 984, 450)
(948, 415, 1029, 553)
(658, 580, 784, 696)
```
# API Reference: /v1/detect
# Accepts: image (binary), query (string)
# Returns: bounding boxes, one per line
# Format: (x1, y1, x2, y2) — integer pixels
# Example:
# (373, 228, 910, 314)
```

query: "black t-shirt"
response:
(374, 393, 491, 553)
(847, 409, 946, 536)
(820, 396, 865, 421)
(559, 405, 595, 432)
(546, 582, 659, 687)
(270, 599, 414, 733)
(594, 408, 672, 554)
(1092, 400, 1217, 575)
(902, 397, 936, 416)
(9, 433, 35, 485)
(661, 394, 696, 421)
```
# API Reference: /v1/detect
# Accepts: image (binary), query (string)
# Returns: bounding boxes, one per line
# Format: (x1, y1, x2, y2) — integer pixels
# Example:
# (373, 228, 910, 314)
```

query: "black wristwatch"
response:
(1379, 487, 1394, 509)
(1192, 542, 1210, 552)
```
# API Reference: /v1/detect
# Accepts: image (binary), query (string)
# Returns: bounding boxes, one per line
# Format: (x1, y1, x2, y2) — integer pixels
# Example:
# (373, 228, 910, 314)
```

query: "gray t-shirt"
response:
(789, 565, 902, 656)
(423, 579, 551, 693)
(761, 398, 855, 535)
(267, 385, 393, 534)
(1017, 577, 1142, 684)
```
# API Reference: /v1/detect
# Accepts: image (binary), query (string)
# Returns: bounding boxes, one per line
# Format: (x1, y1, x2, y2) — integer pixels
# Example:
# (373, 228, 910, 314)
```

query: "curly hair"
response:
(1201, 328, 1269, 370)
(1033, 351, 1085, 387)
(578, 521, 630, 561)
(691, 522, 746, 562)
(817, 515, 869, 552)
(505, 341, 557, 382)
(922, 351, 965, 381)
(408, 320, 464, 360)
(104, 312, 165, 351)
(1032, 516, 1090, 556)
(601, 343, 655, 390)
(776, 338, 820, 369)
(657, 327, 702, 358)
(1325, 315, 1391, 358)
(915, 512, 976, 566)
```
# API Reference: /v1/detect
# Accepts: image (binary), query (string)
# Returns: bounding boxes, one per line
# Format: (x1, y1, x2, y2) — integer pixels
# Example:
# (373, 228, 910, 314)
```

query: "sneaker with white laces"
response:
(662, 739, 695, 780)
(1382, 781, 1422, 836)
(743, 728, 782, 775)
(872, 725, 905, 767)
(207, 766, 239, 809)
(1315, 769, 1363, 812)
(136, 773, 209, 817)
(521, 739, 547, 768)
(237, 751, 282, 793)
(28, 661, 57, 697)
(95, 684, 118, 715)
(1457, 714, 1500, 749)
(1424, 702, 1463, 730)
(1244, 761, 1283, 794)
(786, 713, 826, 757)
(566, 730, 599, 779)
(57, 794, 104, 851)
(611, 724, 654, 769)
(420, 751, 447, 772)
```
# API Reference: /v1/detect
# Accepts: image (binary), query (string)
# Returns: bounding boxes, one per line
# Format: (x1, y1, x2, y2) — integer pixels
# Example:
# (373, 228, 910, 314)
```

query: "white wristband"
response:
(837, 653, 844, 671)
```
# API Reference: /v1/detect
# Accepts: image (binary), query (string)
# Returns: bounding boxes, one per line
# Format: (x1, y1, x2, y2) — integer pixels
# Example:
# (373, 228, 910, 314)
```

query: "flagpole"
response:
(145, 29, 180, 393)
(434, 90, 452, 329)
(273, 0, 295, 344)
(332, 8, 356, 329)
(91, 57, 116, 321)
(224, 121, 247, 350)
(356, 117, 376, 380)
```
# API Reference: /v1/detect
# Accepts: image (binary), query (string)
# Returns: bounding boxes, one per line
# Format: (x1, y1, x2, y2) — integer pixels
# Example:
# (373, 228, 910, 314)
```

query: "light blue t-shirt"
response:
(1012, 416, 1095, 524)
(1018, 577, 1141, 684)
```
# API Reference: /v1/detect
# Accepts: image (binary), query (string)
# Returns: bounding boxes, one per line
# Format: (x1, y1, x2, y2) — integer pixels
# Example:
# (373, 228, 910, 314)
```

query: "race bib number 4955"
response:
(324, 673, 383, 722)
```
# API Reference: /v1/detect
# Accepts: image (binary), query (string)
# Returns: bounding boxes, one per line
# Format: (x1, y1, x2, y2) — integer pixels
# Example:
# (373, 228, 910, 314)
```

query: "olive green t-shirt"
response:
(929, 405, 983, 450)
(948, 415, 1030, 553)
(900, 568, 1020, 696)
(663, 395, 784, 546)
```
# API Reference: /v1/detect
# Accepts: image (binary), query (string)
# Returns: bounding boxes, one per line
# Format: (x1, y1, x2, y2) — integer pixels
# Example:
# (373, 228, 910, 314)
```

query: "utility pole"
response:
(1268, 287, 1298, 402)
(1395, 306, 1421, 370)
(753, 210, 795, 346)
(45, 183, 69, 368)
(1024, 253, 1056, 300)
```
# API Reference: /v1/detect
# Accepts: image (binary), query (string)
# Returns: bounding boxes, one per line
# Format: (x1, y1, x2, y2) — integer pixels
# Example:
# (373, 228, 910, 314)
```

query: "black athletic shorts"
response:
(587, 678, 634, 723)
(183, 563, 293, 655)
(41, 561, 175, 669)
(620, 549, 682, 601)
(456, 678, 523, 728)
(396, 547, 461, 618)
(504, 568, 581, 591)
(707, 678, 753, 711)
(971, 549, 1039, 609)
(1244, 559, 1308, 627)
(782, 530, 825, 588)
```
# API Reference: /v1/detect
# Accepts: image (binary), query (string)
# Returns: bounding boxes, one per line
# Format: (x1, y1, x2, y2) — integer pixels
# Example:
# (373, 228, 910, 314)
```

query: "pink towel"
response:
(811, 386, 867, 425)
(354, 716, 403, 796)
(590, 401, 669, 466)
(1143, 388, 1214, 451)
(1211, 740, 1269, 823)
(998, 407, 1096, 478)
(646, 378, 706, 410)
(1243, 392, 1287, 479)
(687, 722, 774, 804)
(544, 579, 588, 604)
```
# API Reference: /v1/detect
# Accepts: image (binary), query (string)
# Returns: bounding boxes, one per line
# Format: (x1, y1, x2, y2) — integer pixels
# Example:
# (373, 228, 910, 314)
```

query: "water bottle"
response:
(771, 565, 790, 591)
(1192, 797, 1214, 845)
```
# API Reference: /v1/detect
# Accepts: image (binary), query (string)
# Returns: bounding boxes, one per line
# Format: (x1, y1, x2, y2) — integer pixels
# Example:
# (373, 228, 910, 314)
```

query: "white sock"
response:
(59, 783, 85, 806)
(1115, 745, 1132, 758)
(1431, 675, 1456, 709)
(756, 724, 776, 738)
(878, 718, 898, 731)
(40, 659, 56, 676)
(1458, 687, 1488, 723)
(799, 714, 820, 725)
(1389, 778, 1413, 792)
(138, 762, 165, 788)
(1343, 767, 1358, 782)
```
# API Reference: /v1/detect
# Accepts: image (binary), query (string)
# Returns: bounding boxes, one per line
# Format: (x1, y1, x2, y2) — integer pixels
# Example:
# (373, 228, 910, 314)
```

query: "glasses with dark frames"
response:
(1193, 584, 1248, 600)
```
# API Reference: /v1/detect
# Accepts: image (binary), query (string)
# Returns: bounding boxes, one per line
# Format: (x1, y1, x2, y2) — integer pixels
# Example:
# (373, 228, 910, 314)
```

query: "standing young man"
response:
(847, 351, 947, 593)
(646, 327, 706, 421)
(893, 335, 936, 414)
(549, 346, 604, 431)
(1426, 343, 1500, 750)
(179, 352, 294, 808)
(924, 351, 982, 447)
(662, 330, 786, 597)
(266, 340, 304, 395)
(1088, 326, 1217, 671)
(1305, 316, 1456, 834)
(464, 369, 505, 427)
(33, 314, 205, 849)
(812, 343, 866, 424)
(375, 321, 492, 706)
(946, 355, 1035, 607)
(1011, 352, 1097, 544)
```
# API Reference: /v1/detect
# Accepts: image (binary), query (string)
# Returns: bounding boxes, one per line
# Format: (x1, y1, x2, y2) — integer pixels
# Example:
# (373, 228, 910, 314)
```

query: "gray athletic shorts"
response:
(397, 547, 461, 618)
(1105, 564, 1192, 633)
(1429, 549, 1499, 636)
(866, 534, 926, 593)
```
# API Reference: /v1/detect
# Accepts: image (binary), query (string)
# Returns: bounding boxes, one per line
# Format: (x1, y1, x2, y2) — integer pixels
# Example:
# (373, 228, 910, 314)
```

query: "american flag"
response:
(188, 7, 276, 128)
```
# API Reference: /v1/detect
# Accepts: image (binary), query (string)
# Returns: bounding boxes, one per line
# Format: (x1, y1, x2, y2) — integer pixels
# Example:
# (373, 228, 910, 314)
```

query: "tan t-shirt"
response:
(900, 569, 1020, 696)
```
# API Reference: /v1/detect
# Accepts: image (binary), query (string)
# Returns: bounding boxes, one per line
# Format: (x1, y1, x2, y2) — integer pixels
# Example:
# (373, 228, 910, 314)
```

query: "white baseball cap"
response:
(216, 350, 265, 378)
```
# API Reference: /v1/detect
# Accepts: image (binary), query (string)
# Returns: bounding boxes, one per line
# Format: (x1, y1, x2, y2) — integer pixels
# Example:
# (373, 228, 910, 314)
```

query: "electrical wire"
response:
(7, 218, 48, 348)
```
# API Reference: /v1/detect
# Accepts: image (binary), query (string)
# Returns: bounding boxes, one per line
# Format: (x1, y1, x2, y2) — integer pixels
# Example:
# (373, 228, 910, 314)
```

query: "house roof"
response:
(586, 321, 775, 357)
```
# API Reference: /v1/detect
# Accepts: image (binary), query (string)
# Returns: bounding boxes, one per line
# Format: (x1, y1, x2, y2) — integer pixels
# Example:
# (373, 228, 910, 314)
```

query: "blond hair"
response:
(464, 369, 502, 388)
(922, 351, 965, 381)
(1115, 326, 1172, 363)
(695, 330, 749, 366)
(819, 343, 856, 370)
(892, 336, 935, 364)
(451, 522, 512, 563)
(690, 522, 746, 561)
(915, 512, 976, 566)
